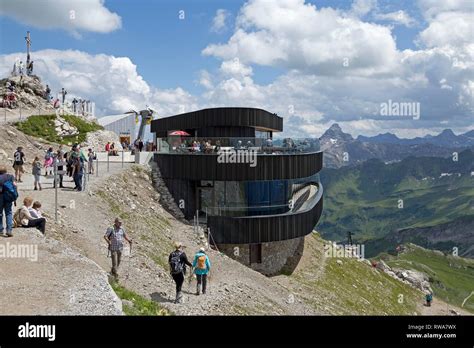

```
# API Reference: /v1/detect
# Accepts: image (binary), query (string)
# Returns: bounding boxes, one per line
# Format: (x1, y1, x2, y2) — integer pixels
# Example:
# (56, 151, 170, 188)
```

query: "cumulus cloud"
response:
(417, 0, 473, 20)
(374, 10, 416, 27)
(0, 0, 121, 34)
(418, 11, 473, 48)
(0, 49, 197, 117)
(203, 0, 399, 76)
(350, 0, 377, 18)
(211, 9, 230, 33)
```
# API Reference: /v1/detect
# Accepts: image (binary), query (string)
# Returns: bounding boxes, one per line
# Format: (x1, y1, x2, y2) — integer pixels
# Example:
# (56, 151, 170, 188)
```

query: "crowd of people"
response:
(14, 144, 95, 193)
(0, 144, 98, 237)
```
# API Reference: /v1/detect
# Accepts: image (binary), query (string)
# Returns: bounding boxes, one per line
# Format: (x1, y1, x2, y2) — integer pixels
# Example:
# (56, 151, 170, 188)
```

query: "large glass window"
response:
(199, 173, 319, 217)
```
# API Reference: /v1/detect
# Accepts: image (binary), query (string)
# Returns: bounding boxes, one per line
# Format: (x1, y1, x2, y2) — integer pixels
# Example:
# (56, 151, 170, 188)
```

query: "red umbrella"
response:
(169, 130, 190, 136)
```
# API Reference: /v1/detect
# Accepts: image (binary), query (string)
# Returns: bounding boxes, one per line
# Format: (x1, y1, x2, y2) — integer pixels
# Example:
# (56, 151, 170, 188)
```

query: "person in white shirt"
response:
(28, 201, 43, 219)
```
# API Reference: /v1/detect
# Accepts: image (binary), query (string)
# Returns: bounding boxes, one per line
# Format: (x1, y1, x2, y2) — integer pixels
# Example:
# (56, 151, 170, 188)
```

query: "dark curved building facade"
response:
(151, 107, 323, 274)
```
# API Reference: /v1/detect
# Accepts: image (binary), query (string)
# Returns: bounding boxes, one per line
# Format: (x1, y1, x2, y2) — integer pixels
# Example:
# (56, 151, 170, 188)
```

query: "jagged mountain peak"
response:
(320, 123, 353, 142)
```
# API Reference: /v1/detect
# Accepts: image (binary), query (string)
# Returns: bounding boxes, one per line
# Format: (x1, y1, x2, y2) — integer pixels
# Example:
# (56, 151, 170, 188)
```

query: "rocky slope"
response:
(0, 228, 122, 315)
(0, 75, 54, 112)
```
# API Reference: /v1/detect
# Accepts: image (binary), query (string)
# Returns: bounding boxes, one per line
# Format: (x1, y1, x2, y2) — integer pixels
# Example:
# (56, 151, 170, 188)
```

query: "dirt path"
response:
(417, 298, 471, 315)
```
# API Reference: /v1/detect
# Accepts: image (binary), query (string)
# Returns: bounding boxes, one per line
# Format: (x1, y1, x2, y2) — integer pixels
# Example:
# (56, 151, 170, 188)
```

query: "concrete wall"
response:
(217, 237, 305, 276)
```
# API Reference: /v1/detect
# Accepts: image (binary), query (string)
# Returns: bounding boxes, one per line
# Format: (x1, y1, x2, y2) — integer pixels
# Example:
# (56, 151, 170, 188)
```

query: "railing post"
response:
(54, 160, 58, 222)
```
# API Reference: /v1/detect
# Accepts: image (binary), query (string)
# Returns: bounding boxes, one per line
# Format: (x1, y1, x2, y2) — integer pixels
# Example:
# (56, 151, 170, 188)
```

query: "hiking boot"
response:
(175, 291, 183, 304)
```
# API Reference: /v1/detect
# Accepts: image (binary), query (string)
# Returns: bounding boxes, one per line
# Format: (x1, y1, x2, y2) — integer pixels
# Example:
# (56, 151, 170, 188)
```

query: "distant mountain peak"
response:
(438, 129, 456, 137)
(320, 123, 353, 142)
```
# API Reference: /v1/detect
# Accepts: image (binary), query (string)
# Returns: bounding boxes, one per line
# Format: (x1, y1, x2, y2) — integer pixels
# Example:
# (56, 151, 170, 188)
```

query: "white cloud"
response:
(203, 0, 399, 76)
(350, 0, 377, 18)
(211, 9, 230, 33)
(0, 0, 121, 34)
(0, 49, 197, 117)
(374, 10, 416, 27)
(417, 0, 473, 20)
(418, 11, 473, 48)
(219, 59, 253, 78)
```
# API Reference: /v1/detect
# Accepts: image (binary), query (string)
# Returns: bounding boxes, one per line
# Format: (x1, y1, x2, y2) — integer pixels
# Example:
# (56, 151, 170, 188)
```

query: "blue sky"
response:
(1, 0, 422, 93)
(0, 0, 472, 137)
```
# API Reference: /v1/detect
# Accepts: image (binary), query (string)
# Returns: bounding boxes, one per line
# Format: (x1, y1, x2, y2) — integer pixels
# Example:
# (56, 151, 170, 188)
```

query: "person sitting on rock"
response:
(14, 196, 46, 234)
(29, 201, 43, 219)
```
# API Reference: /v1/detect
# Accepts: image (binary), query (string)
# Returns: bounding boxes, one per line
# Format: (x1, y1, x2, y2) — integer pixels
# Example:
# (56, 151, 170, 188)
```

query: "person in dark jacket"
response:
(168, 241, 192, 304)
(0, 165, 16, 237)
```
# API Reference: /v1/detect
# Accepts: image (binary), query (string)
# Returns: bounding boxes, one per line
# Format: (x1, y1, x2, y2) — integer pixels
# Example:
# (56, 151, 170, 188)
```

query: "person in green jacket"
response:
(192, 247, 211, 295)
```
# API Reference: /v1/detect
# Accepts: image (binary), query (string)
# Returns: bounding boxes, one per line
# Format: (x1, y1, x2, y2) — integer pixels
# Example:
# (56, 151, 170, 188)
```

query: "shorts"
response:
(34, 173, 41, 183)
(13, 164, 24, 173)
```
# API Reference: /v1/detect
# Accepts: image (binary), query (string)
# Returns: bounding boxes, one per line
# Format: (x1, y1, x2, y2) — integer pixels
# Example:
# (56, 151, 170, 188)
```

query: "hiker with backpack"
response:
(192, 247, 211, 295)
(425, 292, 433, 307)
(169, 242, 193, 304)
(14, 196, 46, 234)
(104, 218, 133, 279)
(0, 165, 18, 237)
(13, 146, 26, 182)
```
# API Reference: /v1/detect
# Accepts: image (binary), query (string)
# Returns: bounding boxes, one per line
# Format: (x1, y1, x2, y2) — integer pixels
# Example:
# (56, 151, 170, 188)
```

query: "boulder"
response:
(375, 260, 391, 272)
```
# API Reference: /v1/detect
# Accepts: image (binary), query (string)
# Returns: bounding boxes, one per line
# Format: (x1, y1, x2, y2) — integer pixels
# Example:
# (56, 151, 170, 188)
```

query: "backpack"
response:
(0, 179, 18, 203)
(197, 255, 207, 270)
(169, 251, 184, 274)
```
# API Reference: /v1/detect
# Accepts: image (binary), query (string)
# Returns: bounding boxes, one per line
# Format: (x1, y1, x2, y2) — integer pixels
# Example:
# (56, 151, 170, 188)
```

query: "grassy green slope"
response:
(279, 234, 423, 315)
(319, 151, 474, 243)
(381, 244, 474, 313)
(15, 114, 103, 144)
